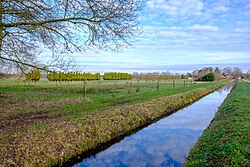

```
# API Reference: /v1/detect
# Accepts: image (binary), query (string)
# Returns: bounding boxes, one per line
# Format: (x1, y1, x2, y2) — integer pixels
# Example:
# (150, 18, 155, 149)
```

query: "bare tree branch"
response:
(0, 56, 50, 72)
(0, 0, 143, 72)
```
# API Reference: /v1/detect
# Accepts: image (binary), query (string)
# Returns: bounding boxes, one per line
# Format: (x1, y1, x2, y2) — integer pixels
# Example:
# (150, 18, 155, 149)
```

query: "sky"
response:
(73, 0, 250, 73)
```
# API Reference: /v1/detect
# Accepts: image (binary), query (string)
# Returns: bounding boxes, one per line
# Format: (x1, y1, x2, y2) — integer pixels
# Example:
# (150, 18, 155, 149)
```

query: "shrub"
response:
(202, 73, 215, 81)
(26, 70, 41, 82)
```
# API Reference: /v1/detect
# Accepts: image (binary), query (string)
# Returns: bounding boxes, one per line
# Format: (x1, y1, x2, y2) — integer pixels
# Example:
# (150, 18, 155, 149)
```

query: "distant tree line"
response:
(0, 73, 15, 79)
(47, 71, 100, 82)
(103, 72, 132, 80)
(191, 66, 244, 81)
(132, 72, 181, 81)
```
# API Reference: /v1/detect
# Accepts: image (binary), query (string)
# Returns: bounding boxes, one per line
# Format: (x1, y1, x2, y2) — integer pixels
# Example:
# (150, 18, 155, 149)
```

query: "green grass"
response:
(185, 80, 250, 166)
(0, 79, 230, 119)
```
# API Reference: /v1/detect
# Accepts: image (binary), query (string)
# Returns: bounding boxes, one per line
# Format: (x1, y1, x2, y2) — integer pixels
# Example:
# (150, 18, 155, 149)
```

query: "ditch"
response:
(72, 83, 234, 167)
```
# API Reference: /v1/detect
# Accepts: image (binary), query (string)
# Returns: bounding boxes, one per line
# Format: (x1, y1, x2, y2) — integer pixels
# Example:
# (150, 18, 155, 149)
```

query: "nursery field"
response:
(0, 79, 196, 119)
(0, 79, 231, 166)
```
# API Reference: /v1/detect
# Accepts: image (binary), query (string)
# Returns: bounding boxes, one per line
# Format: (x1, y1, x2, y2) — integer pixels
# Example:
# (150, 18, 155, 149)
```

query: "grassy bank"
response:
(0, 80, 231, 166)
(185, 80, 250, 166)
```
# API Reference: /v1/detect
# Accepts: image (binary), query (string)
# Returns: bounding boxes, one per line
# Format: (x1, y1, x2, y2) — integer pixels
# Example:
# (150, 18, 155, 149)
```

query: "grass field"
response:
(184, 80, 250, 166)
(0, 79, 202, 118)
(0, 79, 232, 166)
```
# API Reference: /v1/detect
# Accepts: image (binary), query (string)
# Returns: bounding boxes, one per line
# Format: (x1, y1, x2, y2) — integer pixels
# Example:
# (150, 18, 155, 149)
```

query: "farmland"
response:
(0, 79, 232, 166)
(0, 79, 197, 119)
(1, 0, 250, 166)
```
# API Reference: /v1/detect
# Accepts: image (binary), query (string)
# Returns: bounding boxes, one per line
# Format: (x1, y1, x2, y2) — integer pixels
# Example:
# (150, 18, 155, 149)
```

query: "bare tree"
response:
(222, 67, 233, 77)
(233, 67, 242, 78)
(214, 67, 222, 80)
(247, 70, 250, 79)
(0, 0, 142, 72)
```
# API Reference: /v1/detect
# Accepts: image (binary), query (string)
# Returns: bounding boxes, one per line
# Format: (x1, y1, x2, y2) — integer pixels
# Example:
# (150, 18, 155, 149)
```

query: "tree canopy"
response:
(0, 0, 142, 72)
(202, 72, 215, 81)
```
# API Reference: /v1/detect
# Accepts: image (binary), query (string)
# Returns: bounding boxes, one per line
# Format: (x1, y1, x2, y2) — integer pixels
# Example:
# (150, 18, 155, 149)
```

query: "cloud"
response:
(146, 0, 204, 17)
(211, 5, 230, 13)
(203, 52, 249, 61)
(171, 40, 186, 44)
(146, 0, 232, 22)
(188, 24, 219, 31)
(234, 28, 250, 33)
(209, 0, 230, 14)
(168, 26, 183, 30)
(158, 31, 191, 38)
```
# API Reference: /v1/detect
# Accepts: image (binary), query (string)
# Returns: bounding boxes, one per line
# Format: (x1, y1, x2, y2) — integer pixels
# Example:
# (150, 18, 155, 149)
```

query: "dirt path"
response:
(242, 79, 250, 83)
(0, 98, 87, 131)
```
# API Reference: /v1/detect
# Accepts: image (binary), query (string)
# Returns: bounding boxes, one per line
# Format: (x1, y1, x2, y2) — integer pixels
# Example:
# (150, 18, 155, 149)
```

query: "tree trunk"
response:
(0, 0, 3, 54)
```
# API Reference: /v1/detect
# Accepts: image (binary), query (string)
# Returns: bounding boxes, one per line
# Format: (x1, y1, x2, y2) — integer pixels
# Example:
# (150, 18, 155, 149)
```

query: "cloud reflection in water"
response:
(74, 85, 233, 167)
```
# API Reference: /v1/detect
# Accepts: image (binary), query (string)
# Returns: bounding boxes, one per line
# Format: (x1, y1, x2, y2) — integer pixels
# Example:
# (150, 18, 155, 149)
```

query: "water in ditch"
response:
(74, 84, 234, 167)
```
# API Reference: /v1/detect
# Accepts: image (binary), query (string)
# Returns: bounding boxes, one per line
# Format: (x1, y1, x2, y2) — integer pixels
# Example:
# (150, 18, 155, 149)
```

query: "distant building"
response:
(193, 76, 199, 81)
(225, 74, 235, 79)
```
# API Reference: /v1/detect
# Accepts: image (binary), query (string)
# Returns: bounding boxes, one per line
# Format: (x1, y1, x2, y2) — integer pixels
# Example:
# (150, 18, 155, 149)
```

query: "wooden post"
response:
(98, 81, 101, 94)
(0, 0, 3, 55)
(184, 80, 186, 86)
(173, 80, 175, 88)
(84, 81, 87, 99)
(130, 82, 133, 94)
(157, 80, 159, 90)
(136, 78, 140, 93)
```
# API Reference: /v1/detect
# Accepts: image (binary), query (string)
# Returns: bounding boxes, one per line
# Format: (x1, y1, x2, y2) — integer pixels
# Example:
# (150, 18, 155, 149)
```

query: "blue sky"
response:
(73, 0, 250, 73)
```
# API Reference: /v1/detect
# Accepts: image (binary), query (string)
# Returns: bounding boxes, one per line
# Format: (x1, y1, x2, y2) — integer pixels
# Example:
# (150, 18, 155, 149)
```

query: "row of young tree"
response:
(103, 72, 132, 80)
(47, 71, 101, 82)
(132, 72, 182, 81)
(22, 66, 246, 83)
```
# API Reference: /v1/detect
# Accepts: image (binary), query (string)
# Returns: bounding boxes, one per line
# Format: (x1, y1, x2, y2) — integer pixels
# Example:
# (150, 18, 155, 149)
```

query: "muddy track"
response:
(0, 97, 89, 130)
(0, 108, 81, 131)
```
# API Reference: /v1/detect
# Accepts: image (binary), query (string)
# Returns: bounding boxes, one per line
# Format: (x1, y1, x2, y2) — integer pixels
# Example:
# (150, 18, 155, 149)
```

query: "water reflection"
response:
(74, 84, 233, 167)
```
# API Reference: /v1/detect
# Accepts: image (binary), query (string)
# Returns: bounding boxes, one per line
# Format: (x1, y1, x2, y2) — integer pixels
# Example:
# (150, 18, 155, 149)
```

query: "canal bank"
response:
(72, 83, 234, 167)
(52, 81, 231, 167)
(184, 80, 250, 166)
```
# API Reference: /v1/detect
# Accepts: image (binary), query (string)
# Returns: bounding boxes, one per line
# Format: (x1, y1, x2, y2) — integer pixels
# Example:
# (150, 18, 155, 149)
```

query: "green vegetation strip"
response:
(185, 80, 250, 166)
(0, 80, 230, 117)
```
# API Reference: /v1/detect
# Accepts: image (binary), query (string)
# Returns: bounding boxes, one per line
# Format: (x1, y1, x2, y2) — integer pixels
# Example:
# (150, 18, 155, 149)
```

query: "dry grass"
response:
(0, 97, 92, 131)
